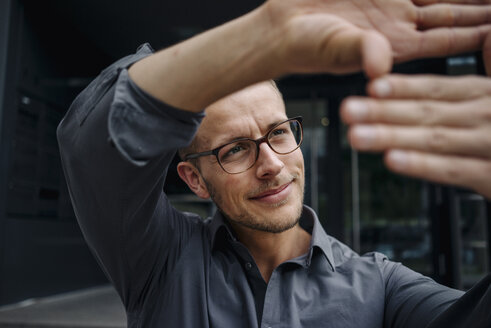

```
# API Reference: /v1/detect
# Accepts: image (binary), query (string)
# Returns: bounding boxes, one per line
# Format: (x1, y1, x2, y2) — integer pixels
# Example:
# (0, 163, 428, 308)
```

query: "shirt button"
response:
(245, 262, 252, 270)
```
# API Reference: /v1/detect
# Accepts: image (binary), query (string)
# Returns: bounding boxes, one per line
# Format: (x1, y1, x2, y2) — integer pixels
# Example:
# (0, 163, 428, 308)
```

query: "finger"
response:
(366, 75, 491, 100)
(348, 125, 491, 157)
(315, 28, 364, 74)
(416, 5, 491, 29)
(395, 25, 491, 62)
(413, 0, 491, 5)
(286, 16, 369, 74)
(320, 26, 392, 76)
(341, 97, 484, 127)
(416, 4, 491, 29)
(483, 31, 491, 76)
(362, 31, 392, 79)
(385, 150, 491, 199)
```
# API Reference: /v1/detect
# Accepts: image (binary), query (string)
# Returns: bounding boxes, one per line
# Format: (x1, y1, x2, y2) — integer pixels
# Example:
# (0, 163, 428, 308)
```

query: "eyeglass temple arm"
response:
(185, 149, 215, 160)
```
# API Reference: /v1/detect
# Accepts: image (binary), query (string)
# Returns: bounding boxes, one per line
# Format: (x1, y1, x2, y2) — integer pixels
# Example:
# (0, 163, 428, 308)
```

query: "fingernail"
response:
(346, 100, 368, 121)
(387, 150, 407, 170)
(372, 79, 392, 97)
(352, 126, 376, 149)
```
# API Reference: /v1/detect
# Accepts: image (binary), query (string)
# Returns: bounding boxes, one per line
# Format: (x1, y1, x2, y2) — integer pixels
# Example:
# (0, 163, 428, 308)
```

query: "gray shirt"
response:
(57, 44, 466, 328)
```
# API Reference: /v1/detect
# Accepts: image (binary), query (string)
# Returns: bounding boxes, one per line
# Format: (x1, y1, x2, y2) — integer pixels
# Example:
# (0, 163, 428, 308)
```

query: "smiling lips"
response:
(249, 182, 293, 204)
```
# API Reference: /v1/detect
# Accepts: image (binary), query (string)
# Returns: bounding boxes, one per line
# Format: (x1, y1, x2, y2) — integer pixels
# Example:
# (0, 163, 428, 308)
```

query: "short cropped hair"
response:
(178, 80, 281, 165)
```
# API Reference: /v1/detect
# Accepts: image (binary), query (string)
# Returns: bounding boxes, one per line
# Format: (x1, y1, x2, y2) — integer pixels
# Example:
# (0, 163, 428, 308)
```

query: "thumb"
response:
(361, 31, 392, 79)
(325, 28, 392, 77)
(483, 31, 491, 76)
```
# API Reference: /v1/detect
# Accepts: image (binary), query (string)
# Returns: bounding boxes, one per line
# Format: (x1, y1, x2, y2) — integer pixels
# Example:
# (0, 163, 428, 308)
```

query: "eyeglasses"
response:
(185, 117, 303, 174)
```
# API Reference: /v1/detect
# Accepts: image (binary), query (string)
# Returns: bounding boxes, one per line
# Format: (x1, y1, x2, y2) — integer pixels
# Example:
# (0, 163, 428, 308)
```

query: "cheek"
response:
(286, 150, 304, 172)
(200, 165, 227, 197)
(204, 169, 247, 207)
(298, 153, 305, 169)
(222, 177, 247, 202)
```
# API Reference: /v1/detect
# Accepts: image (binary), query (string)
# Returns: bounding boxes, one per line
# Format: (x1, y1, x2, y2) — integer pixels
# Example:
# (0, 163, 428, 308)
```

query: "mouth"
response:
(249, 181, 293, 204)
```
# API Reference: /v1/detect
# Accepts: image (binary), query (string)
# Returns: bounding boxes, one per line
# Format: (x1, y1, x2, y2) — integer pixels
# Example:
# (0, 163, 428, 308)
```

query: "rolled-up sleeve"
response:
(108, 69, 204, 166)
(57, 44, 205, 312)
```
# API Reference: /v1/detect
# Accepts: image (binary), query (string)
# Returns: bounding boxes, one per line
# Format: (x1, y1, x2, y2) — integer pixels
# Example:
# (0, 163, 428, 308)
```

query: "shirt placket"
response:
(260, 268, 281, 328)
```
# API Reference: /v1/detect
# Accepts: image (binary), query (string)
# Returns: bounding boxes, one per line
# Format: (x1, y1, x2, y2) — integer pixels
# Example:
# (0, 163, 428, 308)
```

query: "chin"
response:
(234, 212, 301, 234)
(245, 198, 304, 233)
(214, 177, 305, 234)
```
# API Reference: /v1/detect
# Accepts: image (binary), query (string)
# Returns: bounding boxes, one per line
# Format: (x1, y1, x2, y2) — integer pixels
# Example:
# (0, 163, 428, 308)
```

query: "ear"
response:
(177, 161, 210, 199)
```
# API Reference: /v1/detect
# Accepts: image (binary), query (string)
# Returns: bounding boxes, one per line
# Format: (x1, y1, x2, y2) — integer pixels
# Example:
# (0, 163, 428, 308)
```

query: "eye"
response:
(272, 128, 285, 135)
(270, 127, 291, 138)
(227, 145, 245, 155)
(219, 141, 252, 162)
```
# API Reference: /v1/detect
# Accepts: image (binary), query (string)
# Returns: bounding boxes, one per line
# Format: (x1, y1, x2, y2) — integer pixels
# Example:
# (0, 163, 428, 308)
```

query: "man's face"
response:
(195, 82, 305, 233)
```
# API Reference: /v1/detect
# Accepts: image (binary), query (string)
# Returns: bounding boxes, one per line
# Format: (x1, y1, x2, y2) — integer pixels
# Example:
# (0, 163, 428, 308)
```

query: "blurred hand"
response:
(265, 0, 491, 78)
(341, 74, 491, 199)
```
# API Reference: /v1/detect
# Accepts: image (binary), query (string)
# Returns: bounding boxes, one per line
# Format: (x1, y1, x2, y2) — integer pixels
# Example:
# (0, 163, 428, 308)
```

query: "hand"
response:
(266, 0, 491, 78)
(340, 74, 491, 199)
(131, 0, 491, 111)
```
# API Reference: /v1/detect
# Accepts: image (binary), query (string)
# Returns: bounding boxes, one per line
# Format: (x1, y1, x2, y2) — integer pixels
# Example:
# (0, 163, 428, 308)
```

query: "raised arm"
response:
(129, 0, 491, 111)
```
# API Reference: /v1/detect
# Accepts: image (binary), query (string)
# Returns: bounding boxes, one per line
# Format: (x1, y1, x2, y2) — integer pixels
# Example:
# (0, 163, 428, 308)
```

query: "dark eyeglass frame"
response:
(184, 116, 303, 174)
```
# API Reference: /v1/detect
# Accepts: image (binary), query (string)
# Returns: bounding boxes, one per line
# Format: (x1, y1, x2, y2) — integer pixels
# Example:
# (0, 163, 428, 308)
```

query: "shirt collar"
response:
(208, 205, 336, 272)
(208, 209, 236, 244)
(301, 205, 336, 271)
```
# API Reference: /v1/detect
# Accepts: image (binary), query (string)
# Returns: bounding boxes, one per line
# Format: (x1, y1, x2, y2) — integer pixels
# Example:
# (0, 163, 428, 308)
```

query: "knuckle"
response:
(371, 101, 384, 121)
(449, 7, 459, 26)
(384, 76, 403, 96)
(442, 165, 463, 184)
(426, 128, 448, 152)
(420, 101, 436, 124)
(381, 127, 394, 148)
(440, 6, 456, 26)
(428, 81, 445, 100)
(479, 98, 491, 122)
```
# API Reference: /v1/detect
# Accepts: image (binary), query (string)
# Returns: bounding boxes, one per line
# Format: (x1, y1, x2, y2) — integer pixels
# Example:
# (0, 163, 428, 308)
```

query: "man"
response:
(58, 0, 491, 327)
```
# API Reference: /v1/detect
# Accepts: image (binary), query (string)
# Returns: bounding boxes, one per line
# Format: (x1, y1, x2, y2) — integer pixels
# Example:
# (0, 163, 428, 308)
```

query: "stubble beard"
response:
(204, 175, 305, 234)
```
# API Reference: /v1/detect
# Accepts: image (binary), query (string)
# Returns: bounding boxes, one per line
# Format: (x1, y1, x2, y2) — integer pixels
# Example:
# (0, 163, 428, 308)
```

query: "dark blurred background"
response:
(0, 0, 489, 308)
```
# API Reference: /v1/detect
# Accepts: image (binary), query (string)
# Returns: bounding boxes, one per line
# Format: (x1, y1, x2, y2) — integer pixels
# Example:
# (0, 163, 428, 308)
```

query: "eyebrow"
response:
(214, 118, 287, 147)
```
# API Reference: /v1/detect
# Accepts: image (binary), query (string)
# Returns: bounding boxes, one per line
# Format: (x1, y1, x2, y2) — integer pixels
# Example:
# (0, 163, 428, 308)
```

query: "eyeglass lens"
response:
(217, 119, 302, 174)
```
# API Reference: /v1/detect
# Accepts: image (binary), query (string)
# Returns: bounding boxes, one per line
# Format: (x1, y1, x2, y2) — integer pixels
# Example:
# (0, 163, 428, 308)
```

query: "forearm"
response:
(129, 5, 283, 112)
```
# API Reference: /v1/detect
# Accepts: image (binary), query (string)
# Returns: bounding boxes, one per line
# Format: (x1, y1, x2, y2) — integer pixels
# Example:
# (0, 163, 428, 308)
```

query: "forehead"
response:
(198, 82, 287, 147)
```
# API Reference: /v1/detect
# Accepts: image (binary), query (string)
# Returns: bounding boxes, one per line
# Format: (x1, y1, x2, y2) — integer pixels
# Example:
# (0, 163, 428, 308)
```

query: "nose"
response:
(255, 142, 284, 178)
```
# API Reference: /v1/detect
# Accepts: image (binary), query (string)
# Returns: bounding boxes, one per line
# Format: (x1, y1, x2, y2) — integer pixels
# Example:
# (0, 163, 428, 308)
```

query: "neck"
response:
(230, 222, 311, 283)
